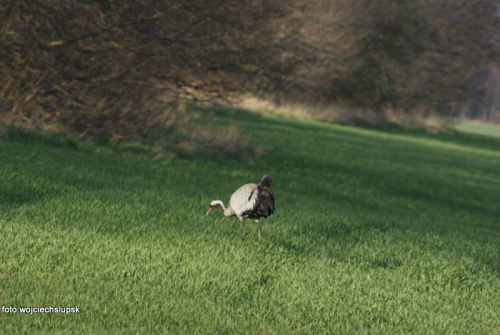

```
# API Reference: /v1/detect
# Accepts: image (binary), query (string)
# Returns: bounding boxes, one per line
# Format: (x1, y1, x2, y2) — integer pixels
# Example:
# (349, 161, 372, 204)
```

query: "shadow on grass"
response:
(0, 185, 48, 206)
(0, 124, 88, 152)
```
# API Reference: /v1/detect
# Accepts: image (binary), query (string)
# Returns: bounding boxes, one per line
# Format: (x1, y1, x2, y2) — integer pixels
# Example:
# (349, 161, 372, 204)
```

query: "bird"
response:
(205, 175, 275, 240)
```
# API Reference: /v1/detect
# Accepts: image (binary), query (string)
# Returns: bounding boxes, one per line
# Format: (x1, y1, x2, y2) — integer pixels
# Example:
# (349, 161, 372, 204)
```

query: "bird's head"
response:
(260, 175, 273, 189)
(206, 200, 222, 216)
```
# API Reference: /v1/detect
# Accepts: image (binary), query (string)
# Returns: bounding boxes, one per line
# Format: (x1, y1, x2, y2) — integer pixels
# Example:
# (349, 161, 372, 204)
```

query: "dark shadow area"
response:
(211, 106, 500, 157)
(382, 125, 500, 153)
(0, 124, 91, 152)
(0, 185, 48, 206)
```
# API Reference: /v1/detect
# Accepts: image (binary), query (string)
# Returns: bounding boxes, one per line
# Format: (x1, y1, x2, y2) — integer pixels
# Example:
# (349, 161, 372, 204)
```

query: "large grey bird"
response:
(205, 175, 275, 240)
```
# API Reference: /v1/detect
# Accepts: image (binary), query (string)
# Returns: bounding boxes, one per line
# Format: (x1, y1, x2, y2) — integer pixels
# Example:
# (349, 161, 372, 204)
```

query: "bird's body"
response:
(206, 175, 275, 240)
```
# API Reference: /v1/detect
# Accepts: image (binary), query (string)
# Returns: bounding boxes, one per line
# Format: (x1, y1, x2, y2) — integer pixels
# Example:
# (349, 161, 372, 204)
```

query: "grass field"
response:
(1, 109, 500, 334)
(453, 120, 500, 139)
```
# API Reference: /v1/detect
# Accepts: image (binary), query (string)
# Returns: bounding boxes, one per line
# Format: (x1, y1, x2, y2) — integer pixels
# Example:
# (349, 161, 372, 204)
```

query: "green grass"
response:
(453, 120, 500, 139)
(1, 110, 500, 334)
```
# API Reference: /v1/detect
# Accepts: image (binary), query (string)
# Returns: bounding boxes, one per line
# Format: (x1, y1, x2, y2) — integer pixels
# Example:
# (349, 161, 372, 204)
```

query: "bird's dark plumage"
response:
(244, 176, 274, 219)
(206, 175, 275, 240)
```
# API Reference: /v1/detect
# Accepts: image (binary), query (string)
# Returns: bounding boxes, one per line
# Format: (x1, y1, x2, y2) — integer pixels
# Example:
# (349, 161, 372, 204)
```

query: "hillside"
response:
(1, 110, 499, 334)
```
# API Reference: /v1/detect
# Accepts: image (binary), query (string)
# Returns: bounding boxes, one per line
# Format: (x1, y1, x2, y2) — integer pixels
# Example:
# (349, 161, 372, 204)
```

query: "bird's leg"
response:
(238, 217, 244, 238)
(255, 220, 261, 241)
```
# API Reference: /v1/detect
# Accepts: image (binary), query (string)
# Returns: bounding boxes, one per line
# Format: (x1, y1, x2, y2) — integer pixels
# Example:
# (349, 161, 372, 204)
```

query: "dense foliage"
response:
(1, 0, 499, 138)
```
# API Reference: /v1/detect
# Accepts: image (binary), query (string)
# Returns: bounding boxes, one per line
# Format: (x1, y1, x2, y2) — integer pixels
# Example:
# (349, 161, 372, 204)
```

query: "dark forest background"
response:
(1, 0, 499, 143)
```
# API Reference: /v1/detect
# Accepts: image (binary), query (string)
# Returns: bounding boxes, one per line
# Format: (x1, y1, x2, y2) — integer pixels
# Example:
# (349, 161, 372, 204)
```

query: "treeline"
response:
(0, 0, 290, 139)
(1, 0, 499, 139)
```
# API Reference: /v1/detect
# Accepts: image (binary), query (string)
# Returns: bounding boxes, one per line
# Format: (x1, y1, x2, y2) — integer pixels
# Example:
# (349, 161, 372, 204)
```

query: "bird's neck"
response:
(213, 201, 233, 217)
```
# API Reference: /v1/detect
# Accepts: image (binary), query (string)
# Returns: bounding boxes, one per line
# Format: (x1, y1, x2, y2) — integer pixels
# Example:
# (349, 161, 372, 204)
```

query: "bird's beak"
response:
(205, 206, 214, 216)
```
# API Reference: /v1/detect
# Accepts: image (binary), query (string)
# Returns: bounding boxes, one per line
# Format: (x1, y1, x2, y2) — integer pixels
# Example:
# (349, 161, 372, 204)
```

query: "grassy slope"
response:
(453, 120, 500, 139)
(1, 110, 499, 334)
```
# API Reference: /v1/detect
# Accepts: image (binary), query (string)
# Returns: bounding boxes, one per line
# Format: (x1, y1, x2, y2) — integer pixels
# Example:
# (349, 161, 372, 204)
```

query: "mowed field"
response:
(1, 110, 499, 334)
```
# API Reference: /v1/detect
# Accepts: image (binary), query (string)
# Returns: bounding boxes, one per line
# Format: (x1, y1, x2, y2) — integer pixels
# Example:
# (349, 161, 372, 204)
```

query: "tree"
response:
(0, 0, 290, 137)
(285, 0, 500, 117)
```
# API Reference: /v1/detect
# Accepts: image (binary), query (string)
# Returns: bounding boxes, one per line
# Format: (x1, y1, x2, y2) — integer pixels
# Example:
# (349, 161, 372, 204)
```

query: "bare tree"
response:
(0, 0, 290, 138)
(1, 0, 499, 137)
(281, 0, 500, 117)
